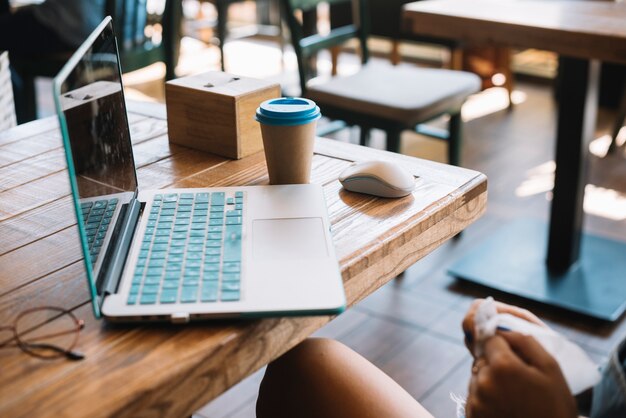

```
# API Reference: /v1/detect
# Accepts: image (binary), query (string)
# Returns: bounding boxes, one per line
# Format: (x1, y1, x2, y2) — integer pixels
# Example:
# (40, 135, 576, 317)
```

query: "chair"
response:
(192, 0, 283, 71)
(0, 51, 17, 131)
(280, 0, 480, 163)
(11, 0, 182, 123)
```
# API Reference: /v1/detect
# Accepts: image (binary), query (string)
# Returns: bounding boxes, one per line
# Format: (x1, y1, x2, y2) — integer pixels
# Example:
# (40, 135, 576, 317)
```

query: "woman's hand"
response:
(466, 331, 577, 418)
(462, 299, 547, 353)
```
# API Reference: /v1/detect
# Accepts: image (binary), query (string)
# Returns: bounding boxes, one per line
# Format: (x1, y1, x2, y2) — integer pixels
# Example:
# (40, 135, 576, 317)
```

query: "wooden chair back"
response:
(281, 0, 369, 94)
(0, 52, 17, 130)
(105, 0, 182, 79)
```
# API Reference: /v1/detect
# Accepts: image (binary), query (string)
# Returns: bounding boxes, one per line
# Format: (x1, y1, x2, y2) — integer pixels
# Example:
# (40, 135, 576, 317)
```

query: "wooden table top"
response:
(0, 102, 486, 418)
(403, 0, 626, 65)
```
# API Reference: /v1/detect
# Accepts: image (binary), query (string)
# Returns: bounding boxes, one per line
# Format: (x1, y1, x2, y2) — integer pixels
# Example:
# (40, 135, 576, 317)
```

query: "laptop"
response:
(53, 17, 346, 323)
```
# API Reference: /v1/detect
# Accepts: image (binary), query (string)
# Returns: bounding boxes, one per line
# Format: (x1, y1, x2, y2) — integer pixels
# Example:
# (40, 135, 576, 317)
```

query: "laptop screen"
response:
(53, 17, 137, 317)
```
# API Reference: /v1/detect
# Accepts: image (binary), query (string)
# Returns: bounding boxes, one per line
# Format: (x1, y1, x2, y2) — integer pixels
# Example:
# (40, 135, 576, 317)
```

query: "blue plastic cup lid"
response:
(255, 97, 321, 126)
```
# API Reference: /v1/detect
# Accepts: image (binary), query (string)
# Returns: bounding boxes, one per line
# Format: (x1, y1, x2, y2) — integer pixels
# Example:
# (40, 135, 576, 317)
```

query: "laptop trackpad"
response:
(252, 218, 329, 260)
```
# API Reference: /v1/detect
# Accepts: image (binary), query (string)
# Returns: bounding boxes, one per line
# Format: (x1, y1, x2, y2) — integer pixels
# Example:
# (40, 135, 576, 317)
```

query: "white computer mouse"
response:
(338, 160, 415, 198)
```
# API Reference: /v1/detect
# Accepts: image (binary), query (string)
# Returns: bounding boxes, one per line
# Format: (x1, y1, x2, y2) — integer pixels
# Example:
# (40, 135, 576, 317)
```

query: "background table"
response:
(404, 0, 626, 321)
(0, 102, 486, 418)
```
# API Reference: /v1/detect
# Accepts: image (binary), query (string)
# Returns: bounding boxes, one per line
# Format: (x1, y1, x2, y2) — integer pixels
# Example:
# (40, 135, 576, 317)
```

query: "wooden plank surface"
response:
(402, 0, 626, 65)
(0, 103, 486, 418)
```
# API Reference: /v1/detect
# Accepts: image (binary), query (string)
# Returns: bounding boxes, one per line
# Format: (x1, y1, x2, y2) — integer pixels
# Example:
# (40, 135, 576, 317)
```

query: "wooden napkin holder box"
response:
(165, 72, 280, 159)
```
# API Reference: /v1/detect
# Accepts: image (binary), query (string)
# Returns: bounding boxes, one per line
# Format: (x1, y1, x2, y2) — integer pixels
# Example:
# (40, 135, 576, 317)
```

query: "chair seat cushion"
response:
(306, 63, 481, 125)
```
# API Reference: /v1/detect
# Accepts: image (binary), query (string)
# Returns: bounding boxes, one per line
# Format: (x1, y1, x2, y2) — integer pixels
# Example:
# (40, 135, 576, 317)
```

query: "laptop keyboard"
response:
(127, 191, 244, 305)
(80, 198, 118, 266)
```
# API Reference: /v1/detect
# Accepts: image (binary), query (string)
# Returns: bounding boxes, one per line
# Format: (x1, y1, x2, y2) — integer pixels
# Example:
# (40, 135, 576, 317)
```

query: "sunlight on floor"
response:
(462, 87, 527, 122)
(515, 159, 626, 221)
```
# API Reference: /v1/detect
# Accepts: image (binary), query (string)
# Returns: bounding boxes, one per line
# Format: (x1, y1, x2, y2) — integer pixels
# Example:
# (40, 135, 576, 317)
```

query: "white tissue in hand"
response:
(474, 298, 601, 395)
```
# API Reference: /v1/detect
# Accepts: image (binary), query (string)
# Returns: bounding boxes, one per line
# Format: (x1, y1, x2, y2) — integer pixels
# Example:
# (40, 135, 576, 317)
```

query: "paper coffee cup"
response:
(255, 97, 321, 185)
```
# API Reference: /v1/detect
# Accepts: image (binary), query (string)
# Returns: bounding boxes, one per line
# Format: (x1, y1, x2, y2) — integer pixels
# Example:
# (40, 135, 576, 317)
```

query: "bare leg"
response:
(256, 338, 434, 418)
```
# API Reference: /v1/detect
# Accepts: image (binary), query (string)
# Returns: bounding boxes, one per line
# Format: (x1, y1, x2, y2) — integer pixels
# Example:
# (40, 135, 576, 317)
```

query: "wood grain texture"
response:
(166, 72, 280, 159)
(402, 0, 626, 65)
(0, 102, 486, 418)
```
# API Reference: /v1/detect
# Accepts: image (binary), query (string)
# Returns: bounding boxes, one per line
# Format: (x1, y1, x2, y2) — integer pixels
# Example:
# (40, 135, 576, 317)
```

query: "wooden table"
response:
(0, 102, 486, 418)
(404, 0, 626, 321)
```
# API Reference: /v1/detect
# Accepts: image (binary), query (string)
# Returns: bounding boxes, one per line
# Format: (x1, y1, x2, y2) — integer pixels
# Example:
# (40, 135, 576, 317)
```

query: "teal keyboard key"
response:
(160, 209, 175, 217)
(221, 290, 240, 302)
(183, 277, 199, 286)
(235, 197, 243, 204)
(209, 219, 224, 226)
(223, 262, 240, 273)
(146, 267, 162, 276)
(148, 259, 165, 268)
(132, 275, 143, 285)
(206, 240, 222, 248)
(155, 229, 170, 237)
(190, 230, 206, 238)
(235, 191, 244, 198)
(195, 193, 209, 201)
(171, 240, 186, 247)
(223, 226, 242, 262)
(173, 225, 189, 233)
(165, 263, 183, 271)
(204, 264, 220, 272)
(203, 272, 220, 280)
(154, 236, 169, 244)
(141, 242, 151, 251)
(160, 289, 178, 304)
(140, 293, 158, 304)
(174, 218, 190, 225)
(139, 249, 150, 258)
(226, 210, 242, 217)
(226, 197, 234, 205)
(210, 212, 223, 219)
(207, 248, 221, 256)
(181, 286, 198, 303)
(191, 223, 207, 230)
(148, 214, 158, 221)
(177, 205, 192, 212)
(176, 212, 191, 218)
(169, 255, 184, 263)
(201, 284, 218, 301)
(207, 232, 222, 240)
(187, 244, 203, 252)
(172, 232, 187, 240)
(184, 267, 201, 276)
(226, 217, 242, 225)
(186, 260, 202, 268)
(144, 275, 162, 285)
(150, 250, 167, 259)
(142, 284, 160, 294)
(186, 253, 202, 261)
(170, 247, 184, 255)
(194, 203, 209, 210)
(189, 237, 204, 245)
(210, 205, 224, 212)
(222, 281, 240, 291)
(162, 279, 180, 288)
(211, 192, 225, 205)
(130, 284, 141, 294)
(235, 204, 243, 210)
(164, 271, 181, 279)
(156, 222, 172, 229)
(222, 273, 240, 282)
(160, 216, 174, 223)
(127, 293, 138, 304)
(181, 193, 194, 199)
(205, 255, 220, 264)
(164, 194, 178, 202)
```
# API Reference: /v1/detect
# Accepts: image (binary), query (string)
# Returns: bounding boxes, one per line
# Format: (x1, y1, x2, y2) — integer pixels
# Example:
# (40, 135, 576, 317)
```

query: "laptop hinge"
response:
(98, 198, 141, 301)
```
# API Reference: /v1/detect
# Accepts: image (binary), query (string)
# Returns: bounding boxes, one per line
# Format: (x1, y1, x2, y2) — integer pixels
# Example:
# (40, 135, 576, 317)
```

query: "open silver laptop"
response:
(53, 17, 345, 323)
